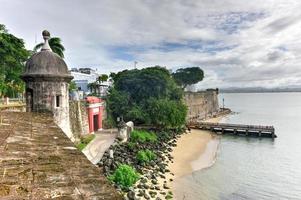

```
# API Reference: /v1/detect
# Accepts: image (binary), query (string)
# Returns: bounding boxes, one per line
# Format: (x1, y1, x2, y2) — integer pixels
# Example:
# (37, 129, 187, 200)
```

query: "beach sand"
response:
(141, 115, 227, 199)
(166, 116, 225, 199)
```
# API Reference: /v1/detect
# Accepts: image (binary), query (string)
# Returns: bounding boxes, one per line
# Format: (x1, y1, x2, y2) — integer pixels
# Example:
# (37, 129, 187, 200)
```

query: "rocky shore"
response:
(98, 109, 231, 200)
(98, 128, 184, 200)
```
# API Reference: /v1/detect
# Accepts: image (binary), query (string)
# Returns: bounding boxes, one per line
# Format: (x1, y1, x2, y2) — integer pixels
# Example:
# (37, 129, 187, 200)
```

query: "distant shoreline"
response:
(220, 91, 301, 93)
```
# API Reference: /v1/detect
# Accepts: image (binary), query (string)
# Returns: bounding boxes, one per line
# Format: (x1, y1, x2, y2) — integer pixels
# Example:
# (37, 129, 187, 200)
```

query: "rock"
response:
(151, 179, 158, 185)
(163, 184, 170, 189)
(155, 186, 160, 190)
(109, 149, 114, 158)
(141, 178, 148, 183)
(144, 193, 150, 199)
(143, 184, 149, 189)
(159, 174, 165, 179)
(127, 191, 135, 200)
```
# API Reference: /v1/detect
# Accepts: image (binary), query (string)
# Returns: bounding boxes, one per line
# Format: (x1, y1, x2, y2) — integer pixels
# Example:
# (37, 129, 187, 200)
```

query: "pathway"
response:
(82, 130, 117, 165)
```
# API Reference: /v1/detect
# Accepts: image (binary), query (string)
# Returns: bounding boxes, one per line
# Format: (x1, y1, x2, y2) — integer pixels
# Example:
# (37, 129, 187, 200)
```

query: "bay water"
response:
(176, 93, 301, 200)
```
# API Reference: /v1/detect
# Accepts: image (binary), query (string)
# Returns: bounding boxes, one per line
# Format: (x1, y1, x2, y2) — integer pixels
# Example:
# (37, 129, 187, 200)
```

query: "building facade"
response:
(21, 30, 74, 139)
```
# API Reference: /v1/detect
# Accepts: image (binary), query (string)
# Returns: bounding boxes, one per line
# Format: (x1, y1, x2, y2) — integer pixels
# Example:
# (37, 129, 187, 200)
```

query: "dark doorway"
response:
(25, 88, 33, 112)
(93, 114, 99, 131)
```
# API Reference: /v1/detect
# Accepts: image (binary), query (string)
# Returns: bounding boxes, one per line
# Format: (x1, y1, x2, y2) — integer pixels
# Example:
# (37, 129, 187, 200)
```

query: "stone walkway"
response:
(0, 112, 121, 200)
(82, 130, 117, 165)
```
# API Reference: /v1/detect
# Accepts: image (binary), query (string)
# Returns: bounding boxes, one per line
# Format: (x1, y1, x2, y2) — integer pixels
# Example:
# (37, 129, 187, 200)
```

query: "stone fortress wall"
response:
(184, 89, 220, 121)
(69, 100, 90, 141)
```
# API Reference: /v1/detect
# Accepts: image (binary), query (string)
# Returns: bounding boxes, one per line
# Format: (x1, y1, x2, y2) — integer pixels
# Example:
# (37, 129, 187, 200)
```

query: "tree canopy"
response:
(98, 74, 108, 83)
(107, 66, 187, 128)
(34, 37, 65, 58)
(0, 24, 30, 97)
(172, 67, 204, 89)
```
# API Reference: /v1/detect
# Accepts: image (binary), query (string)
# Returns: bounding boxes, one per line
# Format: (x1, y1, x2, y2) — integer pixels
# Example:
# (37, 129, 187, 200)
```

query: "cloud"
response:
(1, 0, 301, 88)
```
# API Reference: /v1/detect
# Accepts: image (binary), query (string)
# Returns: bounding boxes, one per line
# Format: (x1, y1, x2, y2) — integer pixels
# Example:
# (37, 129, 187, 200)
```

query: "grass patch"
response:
(108, 164, 140, 189)
(136, 149, 156, 164)
(130, 130, 157, 143)
(76, 134, 95, 151)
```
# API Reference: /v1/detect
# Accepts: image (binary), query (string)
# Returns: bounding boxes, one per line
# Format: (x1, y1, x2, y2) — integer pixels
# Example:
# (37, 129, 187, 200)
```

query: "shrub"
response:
(136, 150, 157, 164)
(108, 164, 140, 189)
(130, 130, 157, 143)
(127, 142, 136, 150)
(148, 98, 187, 129)
(76, 134, 95, 151)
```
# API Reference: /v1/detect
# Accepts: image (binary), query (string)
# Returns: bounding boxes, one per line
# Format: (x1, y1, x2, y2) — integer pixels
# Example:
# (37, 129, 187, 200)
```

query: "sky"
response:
(1, 0, 301, 89)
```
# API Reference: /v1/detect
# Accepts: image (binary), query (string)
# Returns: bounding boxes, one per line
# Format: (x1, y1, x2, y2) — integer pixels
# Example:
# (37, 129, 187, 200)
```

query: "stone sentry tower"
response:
(21, 30, 74, 139)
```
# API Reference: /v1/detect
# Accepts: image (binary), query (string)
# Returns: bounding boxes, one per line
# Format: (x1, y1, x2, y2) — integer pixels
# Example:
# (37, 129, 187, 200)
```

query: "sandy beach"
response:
(167, 116, 225, 199)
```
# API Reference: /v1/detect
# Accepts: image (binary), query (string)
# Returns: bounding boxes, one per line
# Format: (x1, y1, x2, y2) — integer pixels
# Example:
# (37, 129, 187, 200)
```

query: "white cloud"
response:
(1, 0, 301, 88)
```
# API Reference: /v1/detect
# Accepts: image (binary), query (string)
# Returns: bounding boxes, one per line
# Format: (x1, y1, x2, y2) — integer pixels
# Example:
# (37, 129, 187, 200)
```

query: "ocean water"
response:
(176, 93, 301, 200)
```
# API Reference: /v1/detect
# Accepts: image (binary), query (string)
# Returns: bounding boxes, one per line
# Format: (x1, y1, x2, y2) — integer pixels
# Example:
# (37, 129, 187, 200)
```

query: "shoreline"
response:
(99, 111, 230, 199)
(167, 113, 228, 199)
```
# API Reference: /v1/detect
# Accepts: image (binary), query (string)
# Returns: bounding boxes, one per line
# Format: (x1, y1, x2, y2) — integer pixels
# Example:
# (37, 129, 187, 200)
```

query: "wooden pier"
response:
(189, 122, 276, 138)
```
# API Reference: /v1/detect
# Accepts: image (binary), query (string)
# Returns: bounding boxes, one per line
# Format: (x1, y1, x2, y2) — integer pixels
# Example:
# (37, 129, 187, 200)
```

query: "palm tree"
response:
(34, 37, 65, 58)
(98, 74, 109, 83)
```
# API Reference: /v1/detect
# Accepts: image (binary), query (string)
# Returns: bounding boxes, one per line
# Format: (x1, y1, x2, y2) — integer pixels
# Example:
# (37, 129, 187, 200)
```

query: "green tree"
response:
(87, 82, 97, 94)
(0, 24, 30, 97)
(172, 67, 204, 89)
(107, 66, 187, 128)
(34, 37, 65, 58)
(98, 74, 108, 83)
(148, 98, 187, 128)
(69, 81, 77, 92)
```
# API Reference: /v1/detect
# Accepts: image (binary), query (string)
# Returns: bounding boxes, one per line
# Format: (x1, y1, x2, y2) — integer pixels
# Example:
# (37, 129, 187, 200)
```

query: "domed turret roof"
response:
(21, 30, 73, 81)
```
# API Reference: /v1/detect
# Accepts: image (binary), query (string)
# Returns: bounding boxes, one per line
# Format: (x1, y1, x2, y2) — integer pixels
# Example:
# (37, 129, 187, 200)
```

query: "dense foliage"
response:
(34, 37, 65, 58)
(0, 24, 30, 97)
(107, 66, 187, 128)
(172, 67, 204, 89)
(69, 81, 78, 92)
(108, 164, 140, 189)
(98, 74, 108, 82)
(130, 130, 157, 143)
(149, 98, 187, 128)
(136, 149, 157, 164)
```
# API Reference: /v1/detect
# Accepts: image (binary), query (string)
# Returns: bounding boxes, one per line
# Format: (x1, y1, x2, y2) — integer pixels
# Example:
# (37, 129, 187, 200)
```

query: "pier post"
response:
(234, 129, 237, 135)
(221, 128, 224, 134)
(258, 131, 262, 137)
(245, 130, 249, 136)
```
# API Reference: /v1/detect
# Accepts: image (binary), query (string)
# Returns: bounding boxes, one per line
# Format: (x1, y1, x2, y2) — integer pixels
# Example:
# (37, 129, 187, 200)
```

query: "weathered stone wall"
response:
(69, 100, 89, 141)
(0, 112, 121, 200)
(184, 89, 219, 121)
(25, 80, 72, 140)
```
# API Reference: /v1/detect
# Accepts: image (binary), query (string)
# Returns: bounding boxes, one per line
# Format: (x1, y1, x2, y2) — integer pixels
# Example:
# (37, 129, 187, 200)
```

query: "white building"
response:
(71, 71, 98, 92)
(70, 68, 112, 97)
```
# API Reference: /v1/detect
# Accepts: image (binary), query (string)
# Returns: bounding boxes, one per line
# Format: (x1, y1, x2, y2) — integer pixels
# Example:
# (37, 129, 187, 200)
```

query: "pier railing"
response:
(189, 122, 276, 138)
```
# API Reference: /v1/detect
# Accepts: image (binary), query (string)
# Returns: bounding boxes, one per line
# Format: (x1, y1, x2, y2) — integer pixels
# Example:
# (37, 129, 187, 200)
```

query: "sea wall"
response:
(184, 89, 219, 121)
(69, 100, 89, 141)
